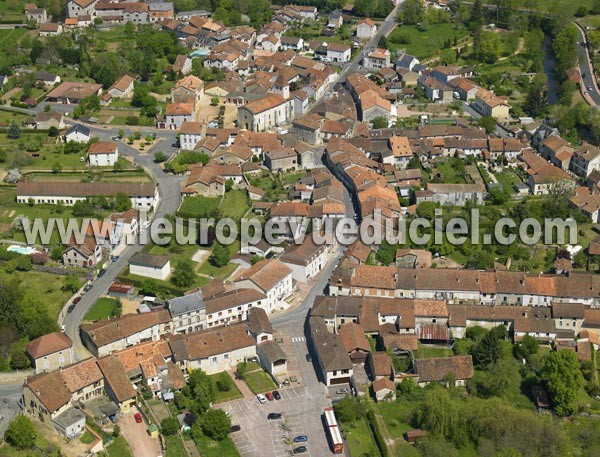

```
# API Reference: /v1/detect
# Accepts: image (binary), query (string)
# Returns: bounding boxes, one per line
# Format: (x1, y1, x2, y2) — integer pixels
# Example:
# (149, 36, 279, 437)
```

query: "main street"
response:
(60, 124, 185, 360)
(575, 22, 600, 107)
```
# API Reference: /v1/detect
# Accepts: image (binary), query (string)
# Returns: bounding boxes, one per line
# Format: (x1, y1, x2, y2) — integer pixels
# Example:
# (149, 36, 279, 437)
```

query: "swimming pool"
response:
(189, 48, 210, 58)
(7, 245, 40, 255)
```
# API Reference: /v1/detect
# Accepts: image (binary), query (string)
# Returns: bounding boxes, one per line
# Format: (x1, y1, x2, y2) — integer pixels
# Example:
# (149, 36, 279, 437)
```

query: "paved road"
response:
(575, 22, 600, 107)
(0, 382, 23, 438)
(61, 128, 185, 361)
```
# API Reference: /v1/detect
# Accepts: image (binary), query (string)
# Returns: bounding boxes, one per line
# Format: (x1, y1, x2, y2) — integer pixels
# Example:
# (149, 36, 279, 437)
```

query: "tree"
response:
(210, 96, 220, 106)
(333, 397, 365, 424)
(52, 162, 62, 174)
(210, 243, 231, 268)
(200, 409, 231, 441)
(400, 0, 424, 25)
(160, 417, 180, 436)
(9, 350, 29, 370)
(114, 192, 131, 212)
(542, 350, 583, 416)
(48, 126, 59, 137)
(62, 275, 81, 293)
(470, 0, 484, 31)
(188, 369, 215, 412)
(7, 122, 21, 139)
(473, 30, 501, 64)
(371, 116, 388, 129)
(215, 372, 233, 392)
(171, 259, 196, 288)
(154, 151, 167, 163)
(553, 24, 578, 75)
(477, 116, 497, 134)
(472, 327, 503, 368)
(523, 74, 549, 118)
(514, 335, 539, 361)
(4, 415, 36, 450)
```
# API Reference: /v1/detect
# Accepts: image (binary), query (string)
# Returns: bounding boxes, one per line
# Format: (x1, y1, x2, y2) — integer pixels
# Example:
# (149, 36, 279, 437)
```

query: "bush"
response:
(4, 416, 36, 449)
(161, 417, 180, 436)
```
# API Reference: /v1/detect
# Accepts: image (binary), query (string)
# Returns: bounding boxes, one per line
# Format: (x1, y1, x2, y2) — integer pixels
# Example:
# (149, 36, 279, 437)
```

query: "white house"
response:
(16, 181, 159, 211)
(165, 103, 195, 130)
(67, 0, 98, 18)
(179, 121, 203, 150)
(232, 259, 294, 312)
(280, 238, 328, 283)
(64, 123, 91, 143)
(356, 18, 377, 39)
(237, 93, 294, 132)
(87, 141, 119, 166)
(325, 43, 351, 63)
(169, 323, 257, 374)
(129, 252, 171, 280)
(167, 291, 207, 335)
(204, 288, 267, 328)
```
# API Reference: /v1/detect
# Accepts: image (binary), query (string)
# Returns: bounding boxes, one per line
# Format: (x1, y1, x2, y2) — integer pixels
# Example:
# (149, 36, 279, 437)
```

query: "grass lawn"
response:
(80, 430, 97, 444)
(414, 344, 453, 359)
(178, 195, 221, 218)
(196, 260, 237, 280)
(339, 417, 379, 457)
(244, 370, 276, 394)
(0, 29, 26, 47)
(429, 159, 468, 184)
(3, 270, 80, 321)
(447, 251, 468, 265)
(495, 170, 522, 195)
(221, 190, 250, 221)
(388, 23, 469, 60)
(106, 435, 133, 457)
(165, 434, 187, 457)
(192, 434, 240, 457)
(85, 297, 120, 322)
(376, 401, 415, 438)
(119, 270, 210, 297)
(210, 373, 243, 404)
(147, 242, 203, 267)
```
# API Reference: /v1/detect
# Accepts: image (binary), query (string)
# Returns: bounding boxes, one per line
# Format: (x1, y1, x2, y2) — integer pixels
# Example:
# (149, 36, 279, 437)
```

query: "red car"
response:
(73, 297, 81, 304)
(265, 392, 274, 401)
(134, 412, 143, 423)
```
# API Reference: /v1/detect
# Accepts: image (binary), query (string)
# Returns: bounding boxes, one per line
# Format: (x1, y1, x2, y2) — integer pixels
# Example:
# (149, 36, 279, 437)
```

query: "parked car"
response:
(267, 413, 282, 420)
(111, 255, 120, 262)
(273, 391, 281, 400)
(134, 412, 143, 423)
(257, 394, 267, 404)
(83, 284, 93, 292)
(112, 136, 120, 141)
(67, 305, 76, 313)
(293, 446, 307, 454)
(98, 269, 107, 278)
(293, 435, 308, 443)
(230, 425, 241, 433)
(336, 388, 349, 395)
(305, 354, 312, 362)
(73, 296, 81, 304)
(265, 392, 274, 401)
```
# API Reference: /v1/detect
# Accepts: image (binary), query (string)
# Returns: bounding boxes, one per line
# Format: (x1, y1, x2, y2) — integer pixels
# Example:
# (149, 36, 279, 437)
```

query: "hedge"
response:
(366, 409, 389, 457)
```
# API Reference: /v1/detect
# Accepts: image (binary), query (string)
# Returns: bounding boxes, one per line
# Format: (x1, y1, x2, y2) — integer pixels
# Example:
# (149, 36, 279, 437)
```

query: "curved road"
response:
(60, 123, 185, 360)
(575, 22, 600, 106)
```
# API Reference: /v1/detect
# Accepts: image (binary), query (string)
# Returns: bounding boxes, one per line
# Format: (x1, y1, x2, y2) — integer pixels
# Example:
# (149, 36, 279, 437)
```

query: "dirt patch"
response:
(121, 297, 141, 315)
(191, 248, 210, 263)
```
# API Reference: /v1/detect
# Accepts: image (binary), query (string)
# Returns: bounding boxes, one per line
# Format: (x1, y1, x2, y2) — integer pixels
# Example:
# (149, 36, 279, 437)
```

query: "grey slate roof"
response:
(66, 123, 90, 137)
(309, 316, 352, 371)
(167, 291, 205, 317)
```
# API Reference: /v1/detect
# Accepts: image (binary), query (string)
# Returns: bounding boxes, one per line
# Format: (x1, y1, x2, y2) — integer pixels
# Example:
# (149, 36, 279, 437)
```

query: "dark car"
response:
(273, 391, 281, 400)
(83, 284, 93, 292)
(67, 304, 76, 313)
(98, 269, 107, 278)
(230, 425, 241, 433)
(293, 446, 307, 454)
(267, 413, 282, 420)
(305, 354, 312, 362)
(73, 296, 81, 304)
(293, 435, 308, 443)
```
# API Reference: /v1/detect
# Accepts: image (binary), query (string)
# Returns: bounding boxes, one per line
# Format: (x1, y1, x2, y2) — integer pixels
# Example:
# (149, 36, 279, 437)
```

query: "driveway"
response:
(119, 411, 161, 457)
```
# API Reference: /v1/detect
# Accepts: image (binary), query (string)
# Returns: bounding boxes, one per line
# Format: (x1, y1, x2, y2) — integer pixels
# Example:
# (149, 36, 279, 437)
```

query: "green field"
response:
(106, 435, 133, 457)
(221, 190, 250, 221)
(197, 260, 237, 280)
(339, 417, 379, 457)
(165, 435, 187, 457)
(244, 369, 276, 394)
(85, 297, 120, 322)
(413, 344, 453, 359)
(388, 24, 469, 60)
(495, 170, 522, 195)
(192, 434, 240, 457)
(210, 372, 243, 404)
(178, 195, 221, 218)
(0, 29, 27, 46)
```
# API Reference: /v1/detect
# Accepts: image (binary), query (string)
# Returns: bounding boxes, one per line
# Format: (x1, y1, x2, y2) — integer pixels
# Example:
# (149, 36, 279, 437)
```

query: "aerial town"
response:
(2, 0, 600, 456)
